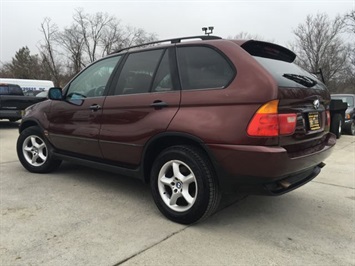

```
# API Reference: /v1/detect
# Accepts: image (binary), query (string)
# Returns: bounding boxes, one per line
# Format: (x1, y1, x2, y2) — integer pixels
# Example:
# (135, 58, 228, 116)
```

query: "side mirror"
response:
(48, 87, 63, 100)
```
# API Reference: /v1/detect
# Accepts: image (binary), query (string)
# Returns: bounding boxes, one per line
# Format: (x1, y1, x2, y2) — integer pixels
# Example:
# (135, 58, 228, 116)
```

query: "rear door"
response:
(99, 48, 181, 166)
(48, 55, 122, 158)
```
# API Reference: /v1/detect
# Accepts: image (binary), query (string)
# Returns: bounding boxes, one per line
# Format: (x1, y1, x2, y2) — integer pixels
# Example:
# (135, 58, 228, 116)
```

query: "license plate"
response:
(308, 112, 320, 131)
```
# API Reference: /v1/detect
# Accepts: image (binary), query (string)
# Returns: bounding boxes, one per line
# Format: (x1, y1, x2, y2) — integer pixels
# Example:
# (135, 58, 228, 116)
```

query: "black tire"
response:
(330, 114, 342, 139)
(17, 126, 62, 173)
(348, 121, 355, 136)
(150, 145, 221, 224)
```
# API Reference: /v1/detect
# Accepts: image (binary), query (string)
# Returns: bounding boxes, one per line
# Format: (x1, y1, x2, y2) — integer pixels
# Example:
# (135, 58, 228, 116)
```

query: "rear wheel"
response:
(150, 145, 220, 224)
(17, 126, 62, 173)
(330, 114, 342, 139)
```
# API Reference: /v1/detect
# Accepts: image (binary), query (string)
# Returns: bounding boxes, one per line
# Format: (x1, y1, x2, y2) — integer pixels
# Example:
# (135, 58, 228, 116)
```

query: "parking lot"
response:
(0, 121, 354, 266)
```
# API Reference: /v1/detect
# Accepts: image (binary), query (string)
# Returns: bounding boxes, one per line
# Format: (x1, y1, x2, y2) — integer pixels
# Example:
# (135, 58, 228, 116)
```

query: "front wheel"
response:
(150, 145, 220, 224)
(17, 126, 62, 173)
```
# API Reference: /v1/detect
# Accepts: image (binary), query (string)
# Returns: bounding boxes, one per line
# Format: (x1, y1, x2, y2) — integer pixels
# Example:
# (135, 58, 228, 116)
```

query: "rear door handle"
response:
(150, 100, 168, 109)
(89, 104, 102, 111)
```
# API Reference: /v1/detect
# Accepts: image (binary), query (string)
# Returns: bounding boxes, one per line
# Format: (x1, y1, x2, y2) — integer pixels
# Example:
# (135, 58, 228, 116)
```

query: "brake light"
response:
(326, 110, 331, 127)
(247, 100, 297, 137)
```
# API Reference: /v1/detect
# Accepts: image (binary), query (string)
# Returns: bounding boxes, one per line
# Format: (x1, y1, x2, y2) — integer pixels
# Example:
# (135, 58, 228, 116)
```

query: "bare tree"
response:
(228, 31, 267, 41)
(73, 9, 116, 63)
(345, 9, 355, 34)
(100, 19, 125, 56)
(342, 9, 355, 93)
(39, 17, 62, 86)
(58, 24, 85, 74)
(1, 9, 158, 85)
(290, 13, 349, 89)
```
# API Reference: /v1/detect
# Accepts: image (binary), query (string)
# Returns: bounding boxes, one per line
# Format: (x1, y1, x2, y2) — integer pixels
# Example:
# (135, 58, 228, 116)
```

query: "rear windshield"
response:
(254, 56, 324, 89)
(0, 85, 23, 95)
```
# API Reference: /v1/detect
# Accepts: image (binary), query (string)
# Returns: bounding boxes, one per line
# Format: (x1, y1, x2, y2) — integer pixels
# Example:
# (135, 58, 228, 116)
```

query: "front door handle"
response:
(89, 104, 102, 111)
(150, 100, 168, 109)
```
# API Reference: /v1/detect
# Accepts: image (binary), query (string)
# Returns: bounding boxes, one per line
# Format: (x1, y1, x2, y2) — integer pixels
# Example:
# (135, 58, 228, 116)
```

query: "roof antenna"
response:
(202, 26, 214, 36)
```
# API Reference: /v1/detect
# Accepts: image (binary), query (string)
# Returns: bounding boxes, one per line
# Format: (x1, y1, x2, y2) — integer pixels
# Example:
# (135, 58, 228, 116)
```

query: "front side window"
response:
(177, 46, 235, 90)
(66, 55, 121, 99)
(114, 49, 164, 95)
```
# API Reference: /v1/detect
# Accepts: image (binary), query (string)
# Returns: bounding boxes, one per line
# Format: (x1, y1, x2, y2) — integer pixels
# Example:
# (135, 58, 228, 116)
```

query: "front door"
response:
(48, 55, 122, 158)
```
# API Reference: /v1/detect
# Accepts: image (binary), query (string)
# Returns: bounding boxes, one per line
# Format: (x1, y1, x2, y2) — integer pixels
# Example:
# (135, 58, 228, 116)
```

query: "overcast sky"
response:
(0, 0, 354, 65)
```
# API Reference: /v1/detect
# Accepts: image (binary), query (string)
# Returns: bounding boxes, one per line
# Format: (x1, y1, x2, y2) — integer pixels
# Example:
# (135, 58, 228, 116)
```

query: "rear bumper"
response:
(208, 133, 336, 194)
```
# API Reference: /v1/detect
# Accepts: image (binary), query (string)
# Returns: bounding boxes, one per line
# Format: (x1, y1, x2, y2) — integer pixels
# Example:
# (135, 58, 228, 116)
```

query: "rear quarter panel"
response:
(169, 40, 279, 146)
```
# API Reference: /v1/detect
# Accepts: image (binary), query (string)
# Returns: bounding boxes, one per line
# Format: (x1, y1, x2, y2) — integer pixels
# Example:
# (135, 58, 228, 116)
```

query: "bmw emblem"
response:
(313, 99, 320, 109)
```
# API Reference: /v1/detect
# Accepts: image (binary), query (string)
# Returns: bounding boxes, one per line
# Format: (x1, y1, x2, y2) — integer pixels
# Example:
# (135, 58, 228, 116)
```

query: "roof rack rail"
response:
(113, 35, 222, 54)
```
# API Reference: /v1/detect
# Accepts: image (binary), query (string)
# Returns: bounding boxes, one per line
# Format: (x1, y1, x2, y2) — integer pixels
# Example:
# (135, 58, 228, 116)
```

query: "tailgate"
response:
(277, 86, 330, 157)
(0, 95, 44, 110)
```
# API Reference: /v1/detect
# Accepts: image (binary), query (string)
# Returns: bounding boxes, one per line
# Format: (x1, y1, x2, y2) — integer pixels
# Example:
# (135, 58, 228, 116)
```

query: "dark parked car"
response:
(17, 36, 336, 224)
(0, 83, 46, 122)
(331, 94, 355, 136)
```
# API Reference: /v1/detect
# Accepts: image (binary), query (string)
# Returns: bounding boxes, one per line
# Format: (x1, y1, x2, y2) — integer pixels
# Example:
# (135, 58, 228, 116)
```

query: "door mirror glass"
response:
(48, 87, 63, 100)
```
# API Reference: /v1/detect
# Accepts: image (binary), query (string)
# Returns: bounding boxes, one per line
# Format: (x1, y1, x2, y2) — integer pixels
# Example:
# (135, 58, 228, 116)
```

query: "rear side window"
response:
(115, 49, 164, 95)
(177, 46, 235, 90)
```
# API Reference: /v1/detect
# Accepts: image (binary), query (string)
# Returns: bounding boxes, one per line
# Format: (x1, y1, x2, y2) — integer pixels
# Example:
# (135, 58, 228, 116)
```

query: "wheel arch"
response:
(19, 119, 43, 133)
(142, 132, 220, 184)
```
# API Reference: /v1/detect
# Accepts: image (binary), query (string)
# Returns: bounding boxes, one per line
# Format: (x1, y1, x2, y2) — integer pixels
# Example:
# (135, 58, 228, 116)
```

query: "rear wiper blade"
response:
(283, 73, 317, 88)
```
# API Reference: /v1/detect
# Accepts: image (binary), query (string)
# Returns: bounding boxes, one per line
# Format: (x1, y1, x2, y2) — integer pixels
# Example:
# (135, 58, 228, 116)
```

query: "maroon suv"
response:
(17, 36, 336, 224)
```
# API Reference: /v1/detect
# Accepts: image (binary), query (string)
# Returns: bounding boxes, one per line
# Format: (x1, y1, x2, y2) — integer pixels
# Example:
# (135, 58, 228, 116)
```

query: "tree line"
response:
(1, 9, 354, 93)
(0, 9, 157, 86)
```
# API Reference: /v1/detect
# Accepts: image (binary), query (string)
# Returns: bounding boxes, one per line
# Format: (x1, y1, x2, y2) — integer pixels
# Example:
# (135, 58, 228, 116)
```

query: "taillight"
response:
(247, 100, 297, 137)
(326, 110, 331, 127)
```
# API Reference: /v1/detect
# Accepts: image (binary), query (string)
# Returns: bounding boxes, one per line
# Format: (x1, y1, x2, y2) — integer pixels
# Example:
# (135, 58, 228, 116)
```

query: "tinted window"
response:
(0, 86, 9, 94)
(66, 55, 121, 99)
(9, 85, 23, 95)
(0, 85, 23, 95)
(115, 49, 164, 95)
(254, 57, 324, 89)
(152, 50, 173, 92)
(177, 46, 234, 90)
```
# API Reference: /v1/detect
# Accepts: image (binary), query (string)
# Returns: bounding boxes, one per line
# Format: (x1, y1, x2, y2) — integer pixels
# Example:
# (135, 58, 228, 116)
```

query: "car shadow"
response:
(19, 161, 309, 226)
(50, 161, 154, 208)
(0, 121, 20, 129)
(45, 161, 251, 222)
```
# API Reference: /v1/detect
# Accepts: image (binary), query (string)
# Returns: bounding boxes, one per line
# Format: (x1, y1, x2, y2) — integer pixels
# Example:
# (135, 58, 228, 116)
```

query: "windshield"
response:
(331, 96, 354, 107)
(254, 56, 324, 89)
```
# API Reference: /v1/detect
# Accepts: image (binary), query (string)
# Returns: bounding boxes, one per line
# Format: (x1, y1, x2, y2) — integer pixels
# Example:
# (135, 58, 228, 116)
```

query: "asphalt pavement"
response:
(0, 121, 354, 266)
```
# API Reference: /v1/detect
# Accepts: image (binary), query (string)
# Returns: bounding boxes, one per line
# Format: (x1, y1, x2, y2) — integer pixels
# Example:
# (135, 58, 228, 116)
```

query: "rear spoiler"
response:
(240, 40, 296, 63)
